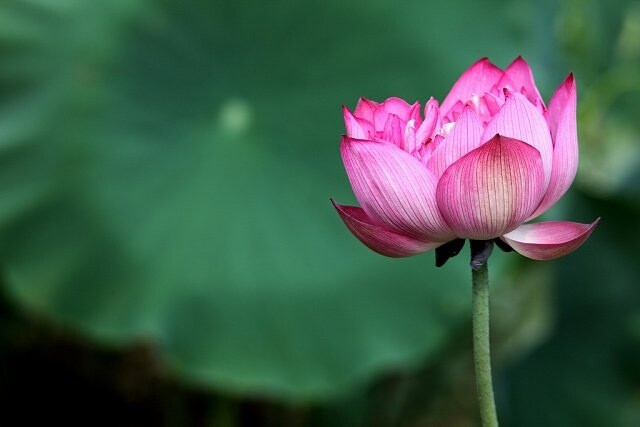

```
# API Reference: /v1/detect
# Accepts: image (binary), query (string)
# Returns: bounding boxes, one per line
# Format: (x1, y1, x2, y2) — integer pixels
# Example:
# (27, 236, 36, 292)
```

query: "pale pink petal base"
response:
(332, 201, 442, 257)
(436, 135, 545, 240)
(502, 218, 600, 260)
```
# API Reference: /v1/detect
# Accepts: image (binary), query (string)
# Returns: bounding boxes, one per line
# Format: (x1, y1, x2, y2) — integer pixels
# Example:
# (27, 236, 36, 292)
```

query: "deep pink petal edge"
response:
(529, 74, 578, 219)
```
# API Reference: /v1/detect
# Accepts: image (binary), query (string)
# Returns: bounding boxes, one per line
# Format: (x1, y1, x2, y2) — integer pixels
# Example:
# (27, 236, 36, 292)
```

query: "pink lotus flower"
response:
(332, 57, 599, 263)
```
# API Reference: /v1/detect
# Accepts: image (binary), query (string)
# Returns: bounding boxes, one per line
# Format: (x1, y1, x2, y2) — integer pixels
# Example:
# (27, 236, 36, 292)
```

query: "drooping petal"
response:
(498, 56, 544, 106)
(341, 136, 454, 241)
(343, 106, 374, 139)
(426, 107, 484, 178)
(482, 90, 554, 189)
(354, 97, 378, 122)
(502, 218, 599, 260)
(435, 135, 545, 240)
(529, 74, 579, 219)
(441, 58, 504, 116)
(331, 200, 442, 257)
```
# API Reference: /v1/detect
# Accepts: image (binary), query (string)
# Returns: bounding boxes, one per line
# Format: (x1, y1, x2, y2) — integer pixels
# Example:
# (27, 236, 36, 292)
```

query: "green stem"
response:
(472, 262, 499, 427)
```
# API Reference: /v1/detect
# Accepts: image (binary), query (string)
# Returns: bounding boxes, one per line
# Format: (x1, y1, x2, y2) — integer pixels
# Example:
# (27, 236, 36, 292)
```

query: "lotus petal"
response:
(441, 58, 503, 116)
(529, 74, 579, 219)
(498, 56, 544, 105)
(343, 106, 373, 139)
(426, 107, 484, 178)
(354, 97, 378, 122)
(341, 136, 453, 241)
(332, 201, 442, 257)
(436, 135, 545, 240)
(482, 90, 553, 189)
(502, 218, 599, 260)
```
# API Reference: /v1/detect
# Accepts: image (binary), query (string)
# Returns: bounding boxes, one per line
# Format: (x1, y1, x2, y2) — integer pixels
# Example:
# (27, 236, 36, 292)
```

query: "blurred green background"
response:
(0, 0, 639, 425)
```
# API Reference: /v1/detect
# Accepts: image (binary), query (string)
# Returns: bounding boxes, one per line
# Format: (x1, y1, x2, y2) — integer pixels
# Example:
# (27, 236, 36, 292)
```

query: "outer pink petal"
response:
(332, 200, 442, 257)
(482, 90, 554, 189)
(343, 106, 374, 139)
(441, 58, 504, 116)
(529, 74, 579, 219)
(502, 218, 599, 260)
(436, 135, 545, 240)
(498, 56, 544, 106)
(341, 136, 454, 241)
(354, 97, 378, 122)
(426, 107, 484, 178)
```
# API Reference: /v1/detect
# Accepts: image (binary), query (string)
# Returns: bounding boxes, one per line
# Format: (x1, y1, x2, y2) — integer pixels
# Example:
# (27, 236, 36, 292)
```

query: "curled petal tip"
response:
(342, 105, 353, 119)
(561, 72, 576, 90)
